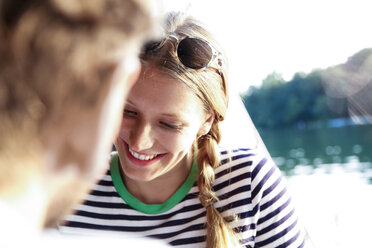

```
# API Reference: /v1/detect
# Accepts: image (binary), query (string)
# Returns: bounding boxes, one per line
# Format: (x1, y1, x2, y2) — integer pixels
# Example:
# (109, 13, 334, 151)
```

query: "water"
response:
(259, 125, 372, 248)
(260, 125, 372, 182)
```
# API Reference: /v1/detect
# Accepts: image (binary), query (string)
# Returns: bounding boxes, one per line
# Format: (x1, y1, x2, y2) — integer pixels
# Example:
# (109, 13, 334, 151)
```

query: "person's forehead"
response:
(127, 67, 205, 120)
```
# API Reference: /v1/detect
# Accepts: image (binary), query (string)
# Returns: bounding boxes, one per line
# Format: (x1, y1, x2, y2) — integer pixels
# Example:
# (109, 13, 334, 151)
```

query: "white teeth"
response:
(129, 147, 158, 161)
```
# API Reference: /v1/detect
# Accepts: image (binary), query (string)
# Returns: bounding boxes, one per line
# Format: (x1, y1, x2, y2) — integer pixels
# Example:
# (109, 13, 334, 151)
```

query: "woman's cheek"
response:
(159, 132, 184, 152)
(168, 131, 196, 152)
(118, 119, 134, 138)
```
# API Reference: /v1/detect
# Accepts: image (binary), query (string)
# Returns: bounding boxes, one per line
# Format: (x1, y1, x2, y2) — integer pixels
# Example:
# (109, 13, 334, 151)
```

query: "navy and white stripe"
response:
(60, 148, 306, 247)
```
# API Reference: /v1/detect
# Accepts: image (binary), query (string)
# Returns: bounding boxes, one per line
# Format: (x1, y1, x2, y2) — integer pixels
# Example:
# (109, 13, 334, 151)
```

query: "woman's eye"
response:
(160, 121, 181, 130)
(124, 109, 137, 117)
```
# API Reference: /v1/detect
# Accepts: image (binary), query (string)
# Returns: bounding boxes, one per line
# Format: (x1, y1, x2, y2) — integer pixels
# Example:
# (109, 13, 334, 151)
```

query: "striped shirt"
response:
(60, 148, 306, 247)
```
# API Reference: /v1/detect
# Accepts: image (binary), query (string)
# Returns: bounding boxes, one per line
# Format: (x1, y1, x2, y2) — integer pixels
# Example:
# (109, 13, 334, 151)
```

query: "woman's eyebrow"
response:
(125, 100, 136, 106)
(161, 113, 190, 125)
(161, 113, 181, 118)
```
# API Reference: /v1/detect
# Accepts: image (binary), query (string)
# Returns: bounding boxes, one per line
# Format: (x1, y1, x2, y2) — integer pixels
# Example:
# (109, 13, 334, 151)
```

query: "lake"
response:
(260, 124, 372, 181)
(259, 124, 372, 248)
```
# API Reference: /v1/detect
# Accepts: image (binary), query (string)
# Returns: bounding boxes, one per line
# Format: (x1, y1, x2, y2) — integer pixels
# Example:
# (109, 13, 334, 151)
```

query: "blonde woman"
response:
(61, 12, 306, 248)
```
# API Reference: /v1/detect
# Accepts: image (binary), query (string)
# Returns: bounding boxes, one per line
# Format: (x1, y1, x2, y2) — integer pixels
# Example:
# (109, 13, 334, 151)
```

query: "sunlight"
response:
(157, 0, 372, 92)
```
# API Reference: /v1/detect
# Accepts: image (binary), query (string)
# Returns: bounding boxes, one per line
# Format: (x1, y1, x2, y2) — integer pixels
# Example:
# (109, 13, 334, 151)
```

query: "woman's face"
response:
(115, 66, 213, 182)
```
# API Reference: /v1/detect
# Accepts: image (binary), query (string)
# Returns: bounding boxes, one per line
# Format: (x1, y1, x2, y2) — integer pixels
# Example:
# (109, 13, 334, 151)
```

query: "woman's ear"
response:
(197, 112, 215, 137)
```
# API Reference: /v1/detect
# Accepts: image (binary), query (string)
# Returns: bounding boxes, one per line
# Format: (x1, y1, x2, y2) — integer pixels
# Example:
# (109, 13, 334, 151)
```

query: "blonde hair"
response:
(140, 12, 240, 248)
(0, 0, 151, 193)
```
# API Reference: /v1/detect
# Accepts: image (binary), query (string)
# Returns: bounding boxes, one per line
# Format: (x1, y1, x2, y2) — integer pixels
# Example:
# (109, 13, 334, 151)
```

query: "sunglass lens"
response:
(177, 38, 213, 69)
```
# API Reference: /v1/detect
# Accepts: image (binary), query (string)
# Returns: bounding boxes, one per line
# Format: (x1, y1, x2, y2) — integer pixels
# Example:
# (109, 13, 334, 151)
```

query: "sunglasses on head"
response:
(143, 33, 223, 70)
(143, 33, 226, 93)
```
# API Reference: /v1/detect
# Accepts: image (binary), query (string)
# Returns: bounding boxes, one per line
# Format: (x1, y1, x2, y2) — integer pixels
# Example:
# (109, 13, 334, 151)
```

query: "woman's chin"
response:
(122, 168, 156, 182)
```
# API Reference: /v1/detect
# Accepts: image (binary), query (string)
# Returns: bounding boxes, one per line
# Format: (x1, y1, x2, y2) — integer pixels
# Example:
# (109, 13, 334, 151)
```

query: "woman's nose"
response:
(129, 121, 154, 151)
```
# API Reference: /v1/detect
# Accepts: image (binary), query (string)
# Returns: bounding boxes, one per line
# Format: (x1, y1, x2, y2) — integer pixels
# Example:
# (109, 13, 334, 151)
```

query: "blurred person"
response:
(0, 0, 169, 246)
(61, 12, 306, 248)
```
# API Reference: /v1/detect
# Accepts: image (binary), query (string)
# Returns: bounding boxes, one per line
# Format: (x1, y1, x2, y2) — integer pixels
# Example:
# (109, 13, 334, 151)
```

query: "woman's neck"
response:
(122, 152, 194, 204)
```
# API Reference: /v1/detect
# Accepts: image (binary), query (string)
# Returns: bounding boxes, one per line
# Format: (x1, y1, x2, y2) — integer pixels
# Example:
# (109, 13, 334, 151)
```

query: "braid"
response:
(197, 122, 240, 248)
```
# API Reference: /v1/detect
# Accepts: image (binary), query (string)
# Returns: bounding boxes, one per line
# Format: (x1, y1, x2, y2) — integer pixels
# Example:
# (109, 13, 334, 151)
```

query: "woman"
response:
(61, 12, 306, 248)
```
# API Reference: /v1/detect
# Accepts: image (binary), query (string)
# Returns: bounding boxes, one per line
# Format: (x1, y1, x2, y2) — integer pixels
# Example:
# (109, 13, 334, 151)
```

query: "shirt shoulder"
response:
(216, 147, 269, 176)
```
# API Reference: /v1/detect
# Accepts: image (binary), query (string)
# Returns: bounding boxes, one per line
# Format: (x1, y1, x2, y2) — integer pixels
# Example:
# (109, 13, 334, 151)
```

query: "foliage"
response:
(240, 48, 372, 128)
(242, 71, 327, 128)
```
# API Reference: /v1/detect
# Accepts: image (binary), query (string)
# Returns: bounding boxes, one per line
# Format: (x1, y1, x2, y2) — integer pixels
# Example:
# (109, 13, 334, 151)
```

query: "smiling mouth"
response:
(122, 140, 166, 167)
(128, 147, 159, 161)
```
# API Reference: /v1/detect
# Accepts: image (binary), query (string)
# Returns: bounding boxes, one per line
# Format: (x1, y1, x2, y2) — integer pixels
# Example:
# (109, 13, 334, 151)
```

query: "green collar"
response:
(110, 153, 198, 214)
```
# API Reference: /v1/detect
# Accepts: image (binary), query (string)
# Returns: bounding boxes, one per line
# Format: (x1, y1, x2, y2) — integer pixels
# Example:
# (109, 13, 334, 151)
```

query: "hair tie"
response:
(205, 202, 214, 209)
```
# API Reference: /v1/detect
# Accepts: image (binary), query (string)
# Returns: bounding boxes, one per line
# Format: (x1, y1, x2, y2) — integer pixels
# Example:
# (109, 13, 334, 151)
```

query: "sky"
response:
(155, 0, 372, 93)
